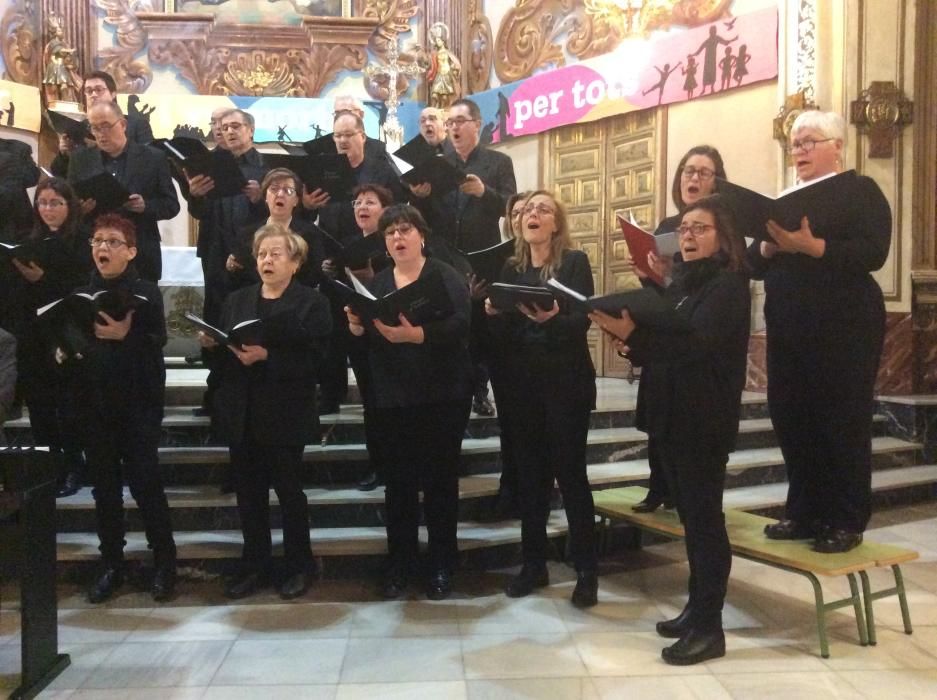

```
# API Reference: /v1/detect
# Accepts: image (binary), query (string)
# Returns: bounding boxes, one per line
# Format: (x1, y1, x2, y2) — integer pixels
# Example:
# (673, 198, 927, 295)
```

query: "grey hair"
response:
(791, 110, 847, 148)
(220, 108, 255, 129)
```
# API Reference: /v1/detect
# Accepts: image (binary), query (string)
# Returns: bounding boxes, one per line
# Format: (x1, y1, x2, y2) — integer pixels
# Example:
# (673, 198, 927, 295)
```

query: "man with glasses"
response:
(67, 101, 179, 282)
(81, 71, 153, 145)
(409, 98, 517, 417)
(332, 95, 387, 159)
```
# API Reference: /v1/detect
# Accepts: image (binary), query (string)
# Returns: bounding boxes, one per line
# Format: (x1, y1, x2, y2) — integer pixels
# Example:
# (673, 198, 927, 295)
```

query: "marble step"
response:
(53, 436, 920, 532)
(54, 463, 937, 563)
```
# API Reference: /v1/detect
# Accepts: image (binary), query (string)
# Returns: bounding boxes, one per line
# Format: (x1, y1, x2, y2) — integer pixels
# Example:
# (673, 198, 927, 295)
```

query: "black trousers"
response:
(504, 366, 597, 571)
(661, 440, 731, 632)
(767, 304, 884, 533)
(645, 436, 671, 502)
(21, 364, 84, 482)
(488, 355, 517, 499)
(375, 399, 470, 572)
(87, 424, 175, 568)
(230, 441, 310, 575)
(319, 293, 351, 407)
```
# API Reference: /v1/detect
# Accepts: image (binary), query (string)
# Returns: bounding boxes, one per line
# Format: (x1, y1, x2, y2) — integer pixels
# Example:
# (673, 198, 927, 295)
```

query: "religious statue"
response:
(41, 14, 82, 106)
(426, 22, 462, 109)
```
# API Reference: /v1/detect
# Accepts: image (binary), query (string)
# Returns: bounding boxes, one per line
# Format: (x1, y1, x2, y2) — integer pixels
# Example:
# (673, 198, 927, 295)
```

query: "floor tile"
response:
(701, 632, 829, 674)
(340, 637, 463, 683)
(349, 600, 461, 637)
(211, 638, 347, 686)
(820, 627, 937, 670)
(239, 602, 353, 639)
(45, 643, 120, 691)
(572, 631, 702, 677)
(838, 669, 937, 698)
(68, 688, 207, 699)
(713, 671, 863, 699)
(590, 675, 730, 699)
(461, 634, 586, 680)
(57, 607, 150, 645)
(467, 677, 599, 700)
(337, 680, 467, 699)
(204, 684, 337, 699)
(126, 605, 251, 642)
(458, 595, 567, 636)
(80, 640, 231, 688)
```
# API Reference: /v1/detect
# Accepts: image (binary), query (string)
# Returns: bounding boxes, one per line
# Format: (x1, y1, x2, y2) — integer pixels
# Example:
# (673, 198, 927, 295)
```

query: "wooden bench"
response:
(594, 486, 918, 658)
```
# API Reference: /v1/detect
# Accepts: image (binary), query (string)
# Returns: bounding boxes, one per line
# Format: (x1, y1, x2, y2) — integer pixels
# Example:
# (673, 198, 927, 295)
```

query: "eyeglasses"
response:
(89, 121, 119, 135)
(88, 237, 128, 249)
(676, 222, 716, 237)
(384, 222, 417, 237)
(444, 117, 477, 128)
(510, 208, 525, 219)
(268, 186, 297, 197)
(221, 122, 245, 132)
(83, 86, 109, 96)
(37, 199, 66, 209)
(352, 199, 381, 208)
(257, 248, 286, 261)
(333, 131, 362, 140)
(787, 137, 834, 153)
(681, 166, 715, 181)
(523, 203, 556, 216)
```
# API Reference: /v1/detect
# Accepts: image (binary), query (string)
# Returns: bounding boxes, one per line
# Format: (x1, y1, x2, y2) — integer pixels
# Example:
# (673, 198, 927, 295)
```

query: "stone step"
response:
(54, 463, 937, 564)
(52, 436, 920, 532)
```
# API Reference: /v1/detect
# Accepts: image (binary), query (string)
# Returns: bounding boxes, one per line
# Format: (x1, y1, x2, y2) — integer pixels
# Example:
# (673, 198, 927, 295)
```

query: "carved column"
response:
(423, 0, 461, 58)
(40, 0, 95, 79)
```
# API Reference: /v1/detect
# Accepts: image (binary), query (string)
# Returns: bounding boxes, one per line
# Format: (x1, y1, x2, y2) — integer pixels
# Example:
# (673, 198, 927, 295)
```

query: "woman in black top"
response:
(484, 190, 599, 609)
(202, 224, 332, 600)
(592, 195, 750, 665)
(346, 204, 472, 601)
(9, 177, 92, 497)
(635, 145, 728, 513)
(750, 111, 891, 553)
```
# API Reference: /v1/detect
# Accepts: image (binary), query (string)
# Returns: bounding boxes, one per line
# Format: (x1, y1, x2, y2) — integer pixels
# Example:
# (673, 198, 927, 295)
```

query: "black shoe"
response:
(88, 566, 124, 604)
(357, 472, 380, 492)
(505, 563, 549, 598)
(184, 354, 203, 366)
(656, 606, 693, 638)
(278, 572, 308, 600)
(151, 567, 176, 602)
(764, 519, 814, 540)
(813, 528, 863, 553)
(571, 570, 598, 608)
(632, 495, 664, 513)
(380, 570, 408, 599)
(661, 628, 726, 665)
(472, 395, 495, 417)
(426, 569, 452, 600)
(56, 471, 82, 498)
(224, 571, 261, 600)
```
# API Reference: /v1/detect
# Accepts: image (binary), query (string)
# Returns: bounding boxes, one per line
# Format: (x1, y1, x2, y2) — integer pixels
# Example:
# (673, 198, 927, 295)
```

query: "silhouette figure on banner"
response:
(127, 94, 156, 122)
(277, 125, 291, 142)
(174, 124, 207, 140)
(733, 45, 751, 87)
(719, 47, 735, 92)
(480, 121, 496, 145)
(682, 55, 699, 99)
(494, 91, 513, 142)
(363, 100, 388, 131)
(643, 62, 682, 105)
(693, 25, 737, 96)
(311, 124, 324, 139)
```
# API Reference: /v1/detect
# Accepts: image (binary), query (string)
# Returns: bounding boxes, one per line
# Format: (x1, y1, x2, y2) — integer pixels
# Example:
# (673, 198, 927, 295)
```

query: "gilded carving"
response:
(94, 0, 154, 93)
(466, 0, 493, 94)
(360, 0, 421, 100)
(292, 44, 368, 98)
(148, 38, 226, 94)
(1, 0, 39, 85)
(494, 0, 733, 84)
(225, 52, 295, 96)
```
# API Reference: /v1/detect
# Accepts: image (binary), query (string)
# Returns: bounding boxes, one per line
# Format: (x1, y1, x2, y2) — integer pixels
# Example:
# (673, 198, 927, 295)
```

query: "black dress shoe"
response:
(224, 571, 261, 600)
(764, 519, 814, 540)
(571, 570, 598, 608)
(426, 569, 452, 600)
(380, 571, 408, 599)
(656, 606, 693, 638)
(661, 628, 726, 666)
(88, 566, 124, 604)
(632, 495, 664, 513)
(151, 567, 176, 602)
(56, 471, 82, 498)
(505, 563, 549, 598)
(472, 395, 495, 417)
(278, 572, 308, 600)
(357, 472, 380, 492)
(813, 528, 863, 553)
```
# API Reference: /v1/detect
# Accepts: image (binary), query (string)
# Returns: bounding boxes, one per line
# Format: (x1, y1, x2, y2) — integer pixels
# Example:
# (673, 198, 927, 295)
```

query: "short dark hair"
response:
(377, 204, 431, 238)
(671, 145, 727, 210)
(32, 177, 81, 240)
(260, 168, 300, 196)
(681, 195, 747, 273)
(83, 70, 117, 94)
(352, 184, 394, 207)
(93, 213, 137, 248)
(333, 111, 365, 132)
(450, 98, 481, 121)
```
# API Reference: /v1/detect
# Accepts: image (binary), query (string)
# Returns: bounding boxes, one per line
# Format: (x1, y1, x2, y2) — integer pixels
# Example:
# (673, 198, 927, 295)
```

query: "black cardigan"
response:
(212, 279, 332, 446)
(629, 257, 751, 454)
(361, 256, 473, 409)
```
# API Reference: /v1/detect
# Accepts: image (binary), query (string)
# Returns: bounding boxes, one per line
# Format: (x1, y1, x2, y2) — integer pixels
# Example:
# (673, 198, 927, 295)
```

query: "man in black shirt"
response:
(82, 71, 153, 145)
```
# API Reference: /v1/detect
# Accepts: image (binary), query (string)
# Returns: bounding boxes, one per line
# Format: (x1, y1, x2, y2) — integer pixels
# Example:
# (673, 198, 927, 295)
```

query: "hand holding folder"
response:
(618, 214, 678, 287)
(546, 278, 689, 332)
(334, 269, 454, 327)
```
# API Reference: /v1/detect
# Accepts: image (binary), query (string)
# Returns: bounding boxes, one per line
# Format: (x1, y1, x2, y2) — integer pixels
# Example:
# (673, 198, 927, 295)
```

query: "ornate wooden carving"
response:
(94, 0, 154, 93)
(494, 0, 732, 84)
(138, 14, 378, 97)
(465, 0, 492, 94)
(850, 80, 914, 159)
(359, 0, 422, 101)
(1, 0, 39, 86)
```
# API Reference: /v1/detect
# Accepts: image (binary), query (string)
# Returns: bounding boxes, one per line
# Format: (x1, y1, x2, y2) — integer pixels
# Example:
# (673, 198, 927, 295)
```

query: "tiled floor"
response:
(2, 505, 936, 699)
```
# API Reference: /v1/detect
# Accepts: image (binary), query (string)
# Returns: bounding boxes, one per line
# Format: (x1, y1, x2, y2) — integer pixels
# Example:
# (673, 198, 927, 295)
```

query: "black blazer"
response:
(212, 280, 332, 446)
(629, 257, 751, 454)
(68, 143, 180, 281)
(0, 137, 40, 241)
(227, 217, 329, 293)
(362, 256, 473, 408)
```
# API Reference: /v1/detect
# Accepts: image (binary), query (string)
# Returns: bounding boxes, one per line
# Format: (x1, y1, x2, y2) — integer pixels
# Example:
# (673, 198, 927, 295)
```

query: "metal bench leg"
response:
(893, 565, 913, 635)
(859, 564, 914, 646)
(858, 570, 876, 646)
(847, 573, 869, 646)
(804, 571, 831, 659)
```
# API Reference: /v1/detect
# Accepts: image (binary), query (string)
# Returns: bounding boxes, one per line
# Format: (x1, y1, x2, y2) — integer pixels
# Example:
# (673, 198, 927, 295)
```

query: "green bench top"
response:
(595, 486, 919, 577)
